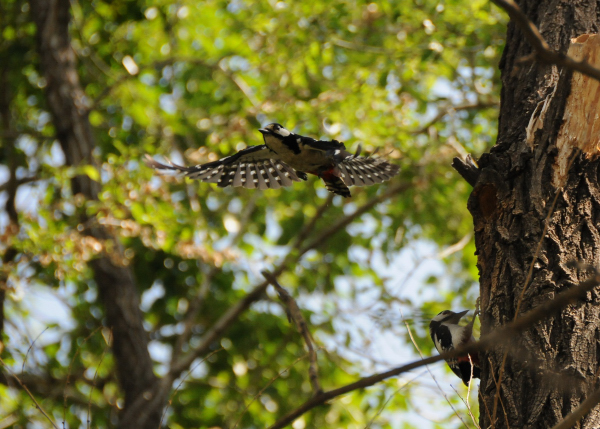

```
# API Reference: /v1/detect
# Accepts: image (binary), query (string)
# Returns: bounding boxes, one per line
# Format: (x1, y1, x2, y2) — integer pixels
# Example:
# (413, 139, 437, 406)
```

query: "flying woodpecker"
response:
(429, 309, 480, 386)
(145, 123, 400, 197)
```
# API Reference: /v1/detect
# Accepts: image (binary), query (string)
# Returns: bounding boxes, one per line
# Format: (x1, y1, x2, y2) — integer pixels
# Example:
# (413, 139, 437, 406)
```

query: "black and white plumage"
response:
(429, 310, 480, 386)
(145, 123, 400, 197)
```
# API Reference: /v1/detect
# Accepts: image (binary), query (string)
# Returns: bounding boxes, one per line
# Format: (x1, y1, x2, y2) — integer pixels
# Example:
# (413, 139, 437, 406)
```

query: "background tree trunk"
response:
(474, 1, 600, 427)
(29, 1, 165, 427)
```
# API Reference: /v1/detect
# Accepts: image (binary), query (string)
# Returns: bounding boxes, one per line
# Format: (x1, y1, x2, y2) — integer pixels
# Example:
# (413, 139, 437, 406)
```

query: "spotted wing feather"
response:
(145, 145, 307, 191)
(337, 156, 399, 187)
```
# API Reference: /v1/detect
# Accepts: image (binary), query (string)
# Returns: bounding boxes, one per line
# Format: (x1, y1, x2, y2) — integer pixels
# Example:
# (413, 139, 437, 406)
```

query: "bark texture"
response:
(472, 1, 600, 428)
(29, 1, 165, 427)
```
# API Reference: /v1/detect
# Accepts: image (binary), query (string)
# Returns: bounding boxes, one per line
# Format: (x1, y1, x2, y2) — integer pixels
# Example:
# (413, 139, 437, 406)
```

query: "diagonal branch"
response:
(268, 271, 600, 429)
(299, 182, 410, 255)
(0, 357, 59, 429)
(262, 271, 322, 395)
(490, 0, 600, 82)
(170, 182, 409, 380)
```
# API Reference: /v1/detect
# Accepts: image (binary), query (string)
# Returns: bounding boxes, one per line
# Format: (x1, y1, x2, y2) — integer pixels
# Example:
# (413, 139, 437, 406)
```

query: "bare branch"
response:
(292, 194, 334, 248)
(262, 271, 322, 395)
(170, 182, 409, 383)
(404, 319, 470, 428)
(452, 155, 480, 187)
(0, 176, 39, 193)
(490, 0, 600, 82)
(299, 182, 410, 255)
(233, 352, 311, 429)
(160, 348, 225, 428)
(268, 271, 600, 429)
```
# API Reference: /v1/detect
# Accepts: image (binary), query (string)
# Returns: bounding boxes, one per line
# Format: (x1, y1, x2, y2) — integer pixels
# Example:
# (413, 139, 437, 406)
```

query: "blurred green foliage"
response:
(1, 0, 503, 427)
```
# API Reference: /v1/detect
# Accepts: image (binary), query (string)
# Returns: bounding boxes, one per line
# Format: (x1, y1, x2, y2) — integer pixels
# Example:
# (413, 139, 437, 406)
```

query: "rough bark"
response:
(472, 1, 600, 428)
(28, 1, 165, 427)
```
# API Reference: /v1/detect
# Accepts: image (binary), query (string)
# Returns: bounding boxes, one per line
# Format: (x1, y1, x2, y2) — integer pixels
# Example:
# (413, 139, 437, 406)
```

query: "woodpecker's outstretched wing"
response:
(145, 145, 307, 190)
(336, 156, 400, 187)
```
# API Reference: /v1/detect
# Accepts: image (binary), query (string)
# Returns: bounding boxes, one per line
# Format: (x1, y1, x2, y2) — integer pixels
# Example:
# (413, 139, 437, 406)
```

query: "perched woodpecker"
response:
(145, 123, 400, 197)
(429, 309, 480, 386)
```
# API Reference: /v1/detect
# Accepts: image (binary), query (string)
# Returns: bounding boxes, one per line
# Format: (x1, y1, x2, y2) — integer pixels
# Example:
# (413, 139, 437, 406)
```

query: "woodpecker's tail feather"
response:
(337, 156, 400, 187)
(145, 155, 306, 190)
(144, 155, 196, 175)
(322, 176, 351, 198)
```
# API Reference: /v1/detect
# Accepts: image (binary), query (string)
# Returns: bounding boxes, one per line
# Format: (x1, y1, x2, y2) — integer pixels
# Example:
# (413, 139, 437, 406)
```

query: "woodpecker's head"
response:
(259, 123, 292, 139)
(430, 309, 469, 326)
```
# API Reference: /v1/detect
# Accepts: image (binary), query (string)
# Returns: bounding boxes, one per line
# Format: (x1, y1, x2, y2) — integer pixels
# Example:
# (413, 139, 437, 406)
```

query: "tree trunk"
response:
(473, 1, 600, 428)
(29, 1, 165, 427)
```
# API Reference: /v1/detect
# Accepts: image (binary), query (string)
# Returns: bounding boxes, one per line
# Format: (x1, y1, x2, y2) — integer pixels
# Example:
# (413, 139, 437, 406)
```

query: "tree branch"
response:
(170, 182, 409, 380)
(262, 271, 322, 395)
(490, 0, 600, 82)
(0, 357, 59, 429)
(268, 271, 600, 429)
(298, 182, 410, 256)
(452, 154, 480, 187)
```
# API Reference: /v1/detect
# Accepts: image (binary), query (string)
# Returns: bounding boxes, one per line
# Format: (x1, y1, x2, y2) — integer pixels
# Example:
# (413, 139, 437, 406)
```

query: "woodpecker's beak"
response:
(450, 310, 469, 323)
(259, 129, 270, 135)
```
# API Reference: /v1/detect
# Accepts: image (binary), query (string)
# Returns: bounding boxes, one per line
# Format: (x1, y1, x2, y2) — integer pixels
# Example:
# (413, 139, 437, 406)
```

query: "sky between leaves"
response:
(0, 0, 505, 427)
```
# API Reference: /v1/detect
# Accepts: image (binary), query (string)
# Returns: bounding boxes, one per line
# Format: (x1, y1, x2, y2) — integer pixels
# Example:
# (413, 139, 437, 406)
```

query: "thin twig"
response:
(291, 194, 334, 248)
(87, 334, 110, 429)
(488, 357, 510, 429)
(364, 371, 426, 428)
(465, 355, 480, 429)
(21, 327, 49, 373)
(490, 0, 600, 82)
(449, 385, 479, 429)
(0, 357, 59, 429)
(63, 327, 102, 427)
(262, 271, 322, 395)
(298, 183, 410, 256)
(403, 320, 470, 428)
(232, 352, 311, 429)
(159, 348, 224, 429)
